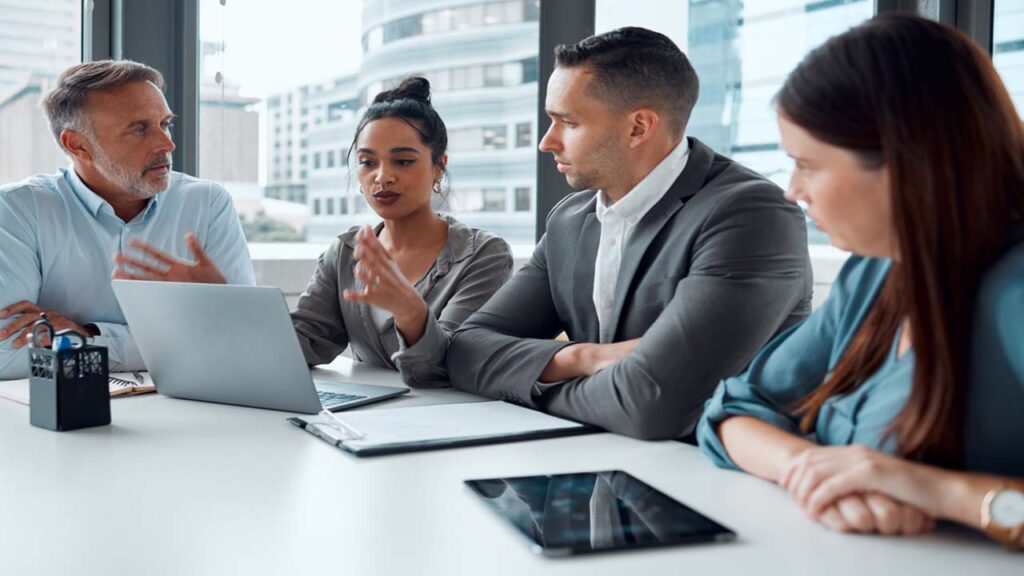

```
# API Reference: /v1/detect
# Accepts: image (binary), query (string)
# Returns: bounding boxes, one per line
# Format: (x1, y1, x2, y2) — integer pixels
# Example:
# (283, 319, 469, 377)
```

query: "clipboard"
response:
(288, 400, 597, 457)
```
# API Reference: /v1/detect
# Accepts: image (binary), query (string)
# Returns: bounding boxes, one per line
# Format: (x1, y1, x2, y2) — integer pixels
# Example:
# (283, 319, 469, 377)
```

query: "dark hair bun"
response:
(373, 76, 432, 105)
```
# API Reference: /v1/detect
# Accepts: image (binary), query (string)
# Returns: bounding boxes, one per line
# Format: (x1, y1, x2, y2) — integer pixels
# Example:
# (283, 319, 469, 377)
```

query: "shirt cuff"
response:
(393, 313, 450, 387)
(697, 376, 805, 471)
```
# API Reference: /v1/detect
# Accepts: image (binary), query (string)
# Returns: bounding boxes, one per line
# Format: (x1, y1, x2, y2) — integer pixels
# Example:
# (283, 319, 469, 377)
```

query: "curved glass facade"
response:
(304, 0, 540, 244)
(362, 0, 539, 51)
(597, 0, 874, 246)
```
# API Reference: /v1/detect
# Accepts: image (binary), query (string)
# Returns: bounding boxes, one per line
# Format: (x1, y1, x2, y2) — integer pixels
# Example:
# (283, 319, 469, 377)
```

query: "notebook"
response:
(0, 372, 156, 406)
(107, 372, 156, 397)
(289, 400, 597, 457)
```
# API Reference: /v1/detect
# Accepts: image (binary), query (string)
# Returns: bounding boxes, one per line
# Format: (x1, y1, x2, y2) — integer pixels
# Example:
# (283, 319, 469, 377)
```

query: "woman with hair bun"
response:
(291, 77, 513, 387)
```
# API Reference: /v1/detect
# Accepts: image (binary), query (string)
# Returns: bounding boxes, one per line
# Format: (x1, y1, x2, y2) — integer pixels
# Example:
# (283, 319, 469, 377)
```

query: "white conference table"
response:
(0, 358, 1019, 576)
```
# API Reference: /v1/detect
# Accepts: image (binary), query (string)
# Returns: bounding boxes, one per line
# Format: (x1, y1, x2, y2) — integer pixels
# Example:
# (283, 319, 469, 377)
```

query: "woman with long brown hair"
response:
(696, 14, 1024, 546)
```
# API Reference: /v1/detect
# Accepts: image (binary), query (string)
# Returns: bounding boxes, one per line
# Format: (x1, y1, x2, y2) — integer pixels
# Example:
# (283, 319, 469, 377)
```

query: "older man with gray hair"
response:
(0, 60, 254, 379)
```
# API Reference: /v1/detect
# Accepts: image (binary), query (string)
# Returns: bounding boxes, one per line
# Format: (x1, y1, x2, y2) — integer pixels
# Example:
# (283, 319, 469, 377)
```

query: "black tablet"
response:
(465, 470, 736, 557)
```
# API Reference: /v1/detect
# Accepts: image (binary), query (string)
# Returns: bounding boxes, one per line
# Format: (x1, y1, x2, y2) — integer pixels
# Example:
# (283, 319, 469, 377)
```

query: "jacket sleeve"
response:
(536, 183, 814, 439)
(447, 231, 574, 403)
(291, 239, 350, 365)
(394, 235, 514, 387)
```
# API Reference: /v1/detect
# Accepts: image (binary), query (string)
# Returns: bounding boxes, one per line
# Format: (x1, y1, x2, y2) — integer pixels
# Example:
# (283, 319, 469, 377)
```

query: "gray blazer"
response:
(447, 138, 813, 439)
(292, 215, 512, 387)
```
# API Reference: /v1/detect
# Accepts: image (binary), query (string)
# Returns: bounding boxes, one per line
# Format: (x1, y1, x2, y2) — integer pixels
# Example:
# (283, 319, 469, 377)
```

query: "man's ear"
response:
(627, 108, 660, 149)
(60, 129, 93, 164)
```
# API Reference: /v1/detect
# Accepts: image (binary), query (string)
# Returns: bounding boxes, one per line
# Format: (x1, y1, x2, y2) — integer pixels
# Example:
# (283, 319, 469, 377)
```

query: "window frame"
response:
(86, 0, 999, 243)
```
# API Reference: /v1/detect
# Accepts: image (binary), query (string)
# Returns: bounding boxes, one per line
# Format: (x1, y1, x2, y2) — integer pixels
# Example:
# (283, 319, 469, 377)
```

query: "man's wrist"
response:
(540, 343, 585, 383)
(572, 343, 597, 374)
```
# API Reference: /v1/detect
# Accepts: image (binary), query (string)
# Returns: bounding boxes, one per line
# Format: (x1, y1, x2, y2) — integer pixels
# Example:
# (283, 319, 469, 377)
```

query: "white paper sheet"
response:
(296, 400, 586, 453)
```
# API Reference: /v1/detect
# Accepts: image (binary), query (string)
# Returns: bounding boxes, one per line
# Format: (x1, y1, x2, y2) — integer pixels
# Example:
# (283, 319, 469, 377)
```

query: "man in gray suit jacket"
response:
(447, 27, 812, 440)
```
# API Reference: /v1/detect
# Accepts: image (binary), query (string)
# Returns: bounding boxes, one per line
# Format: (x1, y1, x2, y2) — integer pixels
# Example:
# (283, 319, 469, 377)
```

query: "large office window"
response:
(595, 0, 874, 246)
(994, 0, 1024, 116)
(0, 0, 81, 184)
(200, 0, 539, 248)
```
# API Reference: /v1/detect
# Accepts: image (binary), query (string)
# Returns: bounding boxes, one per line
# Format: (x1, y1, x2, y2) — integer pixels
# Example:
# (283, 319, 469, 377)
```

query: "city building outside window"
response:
(482, 188, 506, 211)
(482, 126, 508, 150)
(200, 0, 539, 249)
(367, 0, 540, 48)
(514, 187, 531, 212)
(596, 0, 875, 248)
(994, 0, 1024, 116)
(516, 122, 532, 148)
(0, 1, 81, 185)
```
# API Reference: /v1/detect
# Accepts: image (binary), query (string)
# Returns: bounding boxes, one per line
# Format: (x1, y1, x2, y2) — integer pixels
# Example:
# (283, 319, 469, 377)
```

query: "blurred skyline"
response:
(199, 0, 364, 98)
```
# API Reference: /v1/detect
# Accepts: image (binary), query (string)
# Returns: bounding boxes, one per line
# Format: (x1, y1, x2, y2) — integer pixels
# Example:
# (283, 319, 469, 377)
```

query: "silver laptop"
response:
(111, 280, 409, 413)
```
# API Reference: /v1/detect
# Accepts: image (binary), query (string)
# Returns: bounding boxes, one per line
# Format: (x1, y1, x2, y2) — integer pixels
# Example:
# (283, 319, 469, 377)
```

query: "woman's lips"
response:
(373, 191, 400, 206)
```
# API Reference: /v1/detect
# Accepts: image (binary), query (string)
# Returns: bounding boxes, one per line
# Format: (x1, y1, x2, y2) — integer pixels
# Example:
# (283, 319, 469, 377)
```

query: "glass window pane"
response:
(0, 0, 81, 184)
(200, 0, 539, 247)
(482, 187, 506, 211)
(595, 0, 874, 247)
(994, 0, 1024, 117)
(516, 122, 532, 147)
(482, 125, 507, 150)
(514, 186, 531, 211)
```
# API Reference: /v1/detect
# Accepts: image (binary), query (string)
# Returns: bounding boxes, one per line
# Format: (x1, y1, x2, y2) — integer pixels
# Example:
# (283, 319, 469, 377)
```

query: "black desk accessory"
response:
(28, 313, 111, 431)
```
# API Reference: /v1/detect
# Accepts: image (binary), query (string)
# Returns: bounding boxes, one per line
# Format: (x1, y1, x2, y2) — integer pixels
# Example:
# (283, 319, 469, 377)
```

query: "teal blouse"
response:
(697, 243, 1024, 477)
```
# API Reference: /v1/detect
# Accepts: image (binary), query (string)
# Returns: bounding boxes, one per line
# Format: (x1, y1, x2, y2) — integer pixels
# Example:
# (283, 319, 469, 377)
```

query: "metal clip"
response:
(28, 313, 88, 350)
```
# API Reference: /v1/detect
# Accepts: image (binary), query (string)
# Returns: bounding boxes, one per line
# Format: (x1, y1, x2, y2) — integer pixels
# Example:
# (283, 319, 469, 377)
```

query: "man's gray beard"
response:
(92, 144, 170, 198)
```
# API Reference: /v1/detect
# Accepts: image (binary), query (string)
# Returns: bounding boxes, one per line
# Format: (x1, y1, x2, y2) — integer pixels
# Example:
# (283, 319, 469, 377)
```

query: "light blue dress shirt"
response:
(0, 168, 255, 378)
(697, 243, 1024, 476)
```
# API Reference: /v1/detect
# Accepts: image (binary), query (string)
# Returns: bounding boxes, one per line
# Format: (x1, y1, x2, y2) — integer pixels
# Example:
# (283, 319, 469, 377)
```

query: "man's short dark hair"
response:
(554, 27, 699, 138)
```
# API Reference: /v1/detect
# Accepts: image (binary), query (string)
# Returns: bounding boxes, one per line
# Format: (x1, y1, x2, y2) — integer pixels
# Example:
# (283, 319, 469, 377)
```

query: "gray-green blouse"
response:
(698, 242, 1024, 477)
(291, 215, 513, 387)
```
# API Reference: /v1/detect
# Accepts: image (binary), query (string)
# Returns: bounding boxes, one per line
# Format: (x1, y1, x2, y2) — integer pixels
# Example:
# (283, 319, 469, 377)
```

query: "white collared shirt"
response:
(593, 137, 690, 335)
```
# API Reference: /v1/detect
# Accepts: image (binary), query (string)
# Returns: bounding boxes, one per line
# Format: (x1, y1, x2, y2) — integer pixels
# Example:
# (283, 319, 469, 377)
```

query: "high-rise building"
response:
(263, 83, 316, 205)
(993, 0, 1024, 114)
(277, 0, 541, 243)
(269, 0, 880, 245)
(199, 40, 301, 239)
(199, 41, 260, 185)
(686, 0, 874, 244)
(301, 75, 361, 238)
(0, 0, 80, 183)
(0, 0, 79, 98)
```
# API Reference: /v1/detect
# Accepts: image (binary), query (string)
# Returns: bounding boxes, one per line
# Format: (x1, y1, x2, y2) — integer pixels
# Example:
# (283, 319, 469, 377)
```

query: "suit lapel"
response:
(572, 210, 602, 342)
(602, 138, 715, 342)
